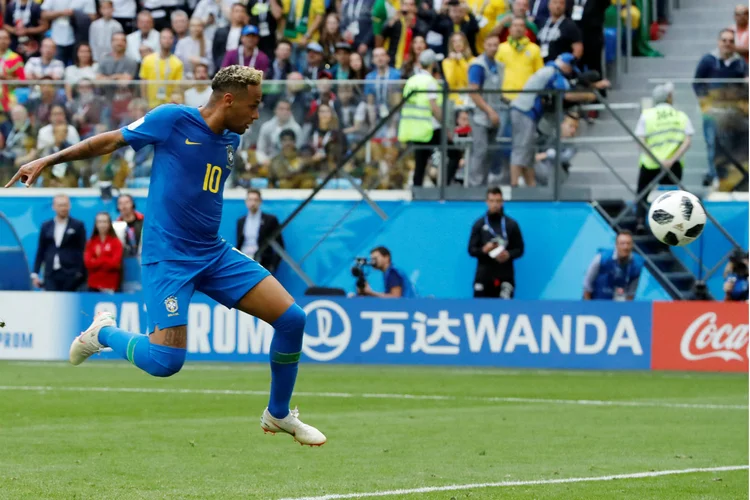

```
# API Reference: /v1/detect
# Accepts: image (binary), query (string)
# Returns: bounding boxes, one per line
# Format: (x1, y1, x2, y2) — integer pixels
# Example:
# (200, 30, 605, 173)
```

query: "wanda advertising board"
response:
(652, 302, 749, 372)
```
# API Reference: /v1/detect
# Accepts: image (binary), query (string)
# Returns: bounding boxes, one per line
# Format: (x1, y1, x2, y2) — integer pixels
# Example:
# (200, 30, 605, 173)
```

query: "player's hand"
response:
(482, 241, 498, 253)
(4, 158, 48, 188)
(496, 250, 510, 263)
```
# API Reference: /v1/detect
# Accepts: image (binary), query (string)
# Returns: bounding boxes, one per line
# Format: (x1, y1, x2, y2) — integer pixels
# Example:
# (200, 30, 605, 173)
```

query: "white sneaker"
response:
(260, 407, 327, 447)
(69, 311, 116, 366)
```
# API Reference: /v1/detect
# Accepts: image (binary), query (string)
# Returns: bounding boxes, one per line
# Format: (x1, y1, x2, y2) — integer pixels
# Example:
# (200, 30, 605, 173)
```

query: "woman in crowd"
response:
(175, 18, 214, 78)
(319, 13, 344, 66)
(64, 43, 98, 101)
(442, 32, 472, 107)
(36, 104, 79, 152)
(310, 102, 346, 168)
(68, 79, 109, 138)
(400, 35, 427, 78)
(84, 211, 124, 293)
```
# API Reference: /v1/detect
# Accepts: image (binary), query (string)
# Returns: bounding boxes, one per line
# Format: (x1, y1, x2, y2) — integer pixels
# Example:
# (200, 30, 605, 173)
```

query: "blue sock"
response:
(99, 326, 186, 377)
(268, 304, 306, 419)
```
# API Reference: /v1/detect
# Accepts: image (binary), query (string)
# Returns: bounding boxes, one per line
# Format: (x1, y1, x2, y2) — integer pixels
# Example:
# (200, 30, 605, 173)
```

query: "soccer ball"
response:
(647, 190, 706, 246)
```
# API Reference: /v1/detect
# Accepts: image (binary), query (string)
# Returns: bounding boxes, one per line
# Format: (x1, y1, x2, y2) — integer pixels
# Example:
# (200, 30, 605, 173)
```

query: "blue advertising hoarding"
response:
(66, 293, 652, 370)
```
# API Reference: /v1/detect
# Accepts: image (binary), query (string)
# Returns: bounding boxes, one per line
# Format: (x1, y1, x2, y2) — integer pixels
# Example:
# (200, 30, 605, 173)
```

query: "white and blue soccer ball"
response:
(647, 190, 707, 246)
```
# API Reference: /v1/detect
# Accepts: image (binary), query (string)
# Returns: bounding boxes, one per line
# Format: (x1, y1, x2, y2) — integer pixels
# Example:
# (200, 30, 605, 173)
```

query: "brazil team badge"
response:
(226, 145, 234, 168)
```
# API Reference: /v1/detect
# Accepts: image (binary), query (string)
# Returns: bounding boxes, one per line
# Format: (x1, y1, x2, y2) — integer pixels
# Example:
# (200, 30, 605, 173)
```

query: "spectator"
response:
(534, 111, 578, 185)
(171, 9, 190, 44)
(399, 34, 428, 78)
(140, 28, 184, 108)
(398, 49, 461, 186)
(357, 245, 415, 297)
(176, 18, 214, 77)
(31, 194, 87, 291)
(371, 0, 398, 47)
(25, 38, 66, 80)
(302, 41, 329, 80)
(366, 47, 401, 122)
(0, 105, 35, 184)
(493, 0, 538, 43)
(731, 4, 749, 61)
(382, 0, 429, 70)
(331, 42, 354, 80)
(693, 29, 748, 186)
(509, 52, 594, 187)
(338, 83, 369, 143)
(530, 0, 551, 30)
(89, 0, 124, 62)
(248, 0, 283, 59)
(0, 31, 26, 113)
(310, 102, 346, 164)
(348, 50, 367, 80)
(468, 187, 524, 299)
(37, 103, 80, 150)
(262, 39, 294, 108)
(583, 230, 643, 301)
(141, 0, 177, 31)
(465, 0, 507, 55)
(280, 72, 312, 126)
(126, 11, 160, 62)
(566, 0, 608, 80)
(723, 249, 749, 301)
(256, 99, 303, 167)
(221, 25, 269, 72)
(67, 79, 108, 137)
(184, 62, 212, 106)
(4, 0, 48, 51)
(308, 74, 342, 123)
(112, 0, 137, 33)
(269, 129, 316, 188)
(425, 0, 480, 56)
(320, 12, 345, 65)
(84, 211, 124, 292)
(212, 3, 249, 71)
(340, 0, 375, 56)
(39, 125, 79, 186)
(64, 43, 98, 100)
(467, 34, 503, 187)
(442, 32, 472, 107)
(634, 83, 692, 230)
(536, 0, 582, 62)
(235, 189, 285, 273)
(191, 0, 226, 42)
(116, 193, 144, 256)
(41, 0, 96, 65)
(496, 17, 544, 102)
(97, 32, 139, 82)
(280, 0, 325, 69)
(27, 77, 66, 126)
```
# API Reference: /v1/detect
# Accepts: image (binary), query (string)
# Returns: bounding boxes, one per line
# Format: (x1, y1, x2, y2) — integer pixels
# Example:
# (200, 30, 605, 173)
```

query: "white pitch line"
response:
(0, 385, 745, 410)
(279, 465, 750, 500)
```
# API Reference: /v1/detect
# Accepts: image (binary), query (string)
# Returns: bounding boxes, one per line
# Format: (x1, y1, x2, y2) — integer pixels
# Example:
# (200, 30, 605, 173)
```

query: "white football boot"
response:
(69, 311, 116, 365)
(260, 407, 327, 447)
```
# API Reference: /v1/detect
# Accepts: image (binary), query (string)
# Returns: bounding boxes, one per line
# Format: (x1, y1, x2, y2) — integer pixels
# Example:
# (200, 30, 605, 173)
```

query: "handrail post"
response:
(439, 83, 449, 200)
(553, 91, 563, 200)
(625, 0, 633, 73)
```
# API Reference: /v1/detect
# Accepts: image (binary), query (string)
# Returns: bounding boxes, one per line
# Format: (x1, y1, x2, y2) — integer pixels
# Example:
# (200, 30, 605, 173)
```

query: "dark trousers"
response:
(635, 161, 683, 222)
(44, 269, 84, 292)
(56, 44, 76, 66)
(580, 29, 606, 97)
(114, 16, 136, 34)
(473, 278, 515, 299)
(412, 129, 461, 187)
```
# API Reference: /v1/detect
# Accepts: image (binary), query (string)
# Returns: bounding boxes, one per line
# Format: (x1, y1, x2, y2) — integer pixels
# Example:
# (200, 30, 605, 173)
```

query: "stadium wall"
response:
(0, 292, 746, 373)
(0, 192, 677, 300)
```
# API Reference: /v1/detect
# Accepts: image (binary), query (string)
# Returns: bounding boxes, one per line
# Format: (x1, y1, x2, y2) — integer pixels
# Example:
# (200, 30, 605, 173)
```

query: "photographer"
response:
(582, 230, 644, 301)
(468, 187, 525, 298)
(356, 246, 415, 298)
(724, 249, 749, 302)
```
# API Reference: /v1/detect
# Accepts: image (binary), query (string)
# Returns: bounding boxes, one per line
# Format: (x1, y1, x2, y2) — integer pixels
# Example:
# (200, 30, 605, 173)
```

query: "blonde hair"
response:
(212, 65, 263, 92)
(449, 32, 472, 59)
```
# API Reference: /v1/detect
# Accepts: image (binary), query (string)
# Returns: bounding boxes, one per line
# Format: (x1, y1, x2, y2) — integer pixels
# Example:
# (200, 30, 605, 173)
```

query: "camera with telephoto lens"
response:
(351, 257, 372, 290)
(729, 249, 749, 278)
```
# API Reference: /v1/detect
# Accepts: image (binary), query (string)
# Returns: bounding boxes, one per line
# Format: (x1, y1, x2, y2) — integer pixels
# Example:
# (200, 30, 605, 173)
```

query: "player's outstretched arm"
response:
(4, 130, 128, 188)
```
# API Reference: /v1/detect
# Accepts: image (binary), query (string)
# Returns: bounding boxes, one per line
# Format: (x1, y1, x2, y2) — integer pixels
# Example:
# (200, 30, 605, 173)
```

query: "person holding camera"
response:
(724, 249, 749, 302)
(357, 246, 415, 298)
(468, 187, 524, 298)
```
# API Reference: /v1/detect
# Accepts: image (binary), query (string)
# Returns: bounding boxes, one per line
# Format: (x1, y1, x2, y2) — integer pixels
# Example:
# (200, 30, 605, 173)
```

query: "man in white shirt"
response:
(235, 189, 285, 274)
(41, 0, 96, 64)
(24, 37, 66, 79)
(255, 99, 303, 167)
(126, 11, 160, 61)
(184, 62, 212, 106)
(36, 104, 81, 151)
(89, 0, 124, 62)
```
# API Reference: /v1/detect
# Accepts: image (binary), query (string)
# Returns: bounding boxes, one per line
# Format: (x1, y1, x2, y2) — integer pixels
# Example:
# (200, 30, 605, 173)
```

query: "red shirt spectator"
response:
(0, 31, 25, 112)
(84, 212, 123, 292)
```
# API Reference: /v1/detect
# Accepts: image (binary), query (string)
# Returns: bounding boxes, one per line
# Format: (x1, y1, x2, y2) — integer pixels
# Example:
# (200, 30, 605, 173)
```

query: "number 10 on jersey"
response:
(203, 164, 222, 193)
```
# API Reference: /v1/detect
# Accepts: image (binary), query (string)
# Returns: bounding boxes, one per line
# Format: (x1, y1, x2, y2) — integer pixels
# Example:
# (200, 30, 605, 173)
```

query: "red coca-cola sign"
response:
(652, 302, 749, 372)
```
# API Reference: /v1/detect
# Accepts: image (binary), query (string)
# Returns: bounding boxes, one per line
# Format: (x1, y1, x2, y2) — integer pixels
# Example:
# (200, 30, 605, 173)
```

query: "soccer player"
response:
(4, 66, 326, 447)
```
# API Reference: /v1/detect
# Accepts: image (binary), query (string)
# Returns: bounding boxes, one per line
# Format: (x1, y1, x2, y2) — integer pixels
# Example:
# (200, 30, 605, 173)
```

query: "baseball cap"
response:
(241, 25, 259, 36)
(335, 42, 353, 52)
(418, 49, 444, 67)
(556, 52, 580, 73)
(652, 82, 674, 104)
(306, 41, 324, 53)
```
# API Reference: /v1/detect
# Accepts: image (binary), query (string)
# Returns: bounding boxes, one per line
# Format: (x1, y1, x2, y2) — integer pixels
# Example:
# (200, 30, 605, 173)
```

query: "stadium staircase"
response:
(573, 0, 737, 200)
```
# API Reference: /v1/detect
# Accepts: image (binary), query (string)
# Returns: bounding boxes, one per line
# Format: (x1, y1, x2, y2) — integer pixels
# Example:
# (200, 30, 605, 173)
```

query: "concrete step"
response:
(664, 25, 734, 38)
(650, 39, 717, 53)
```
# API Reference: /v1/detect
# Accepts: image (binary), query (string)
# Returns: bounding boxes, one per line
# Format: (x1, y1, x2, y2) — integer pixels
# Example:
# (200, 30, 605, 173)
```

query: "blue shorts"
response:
(142, 240, 271, 333)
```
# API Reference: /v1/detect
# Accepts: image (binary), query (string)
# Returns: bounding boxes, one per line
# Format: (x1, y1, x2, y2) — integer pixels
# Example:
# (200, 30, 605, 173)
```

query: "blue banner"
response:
(75, 294, 652, 369)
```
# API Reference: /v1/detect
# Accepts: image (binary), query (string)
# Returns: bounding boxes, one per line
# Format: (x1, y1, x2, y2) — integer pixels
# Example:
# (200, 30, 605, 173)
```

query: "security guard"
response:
(398, 49, 461, 187)
(583, 230, 644, 301)
(634, 82, 694, 230)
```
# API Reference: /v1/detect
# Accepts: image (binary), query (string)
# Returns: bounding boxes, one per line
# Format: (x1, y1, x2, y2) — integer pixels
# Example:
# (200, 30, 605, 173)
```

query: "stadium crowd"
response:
(0, 0, 743, 190)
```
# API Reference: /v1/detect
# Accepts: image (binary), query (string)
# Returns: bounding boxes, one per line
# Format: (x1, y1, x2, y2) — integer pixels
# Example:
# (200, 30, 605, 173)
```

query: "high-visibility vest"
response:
(639, 103, 690, 169)
(397, 72, 441, 144)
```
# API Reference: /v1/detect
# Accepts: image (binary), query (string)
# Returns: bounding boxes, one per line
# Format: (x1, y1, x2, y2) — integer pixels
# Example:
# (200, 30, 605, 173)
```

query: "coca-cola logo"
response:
(680, 312, 749, 362)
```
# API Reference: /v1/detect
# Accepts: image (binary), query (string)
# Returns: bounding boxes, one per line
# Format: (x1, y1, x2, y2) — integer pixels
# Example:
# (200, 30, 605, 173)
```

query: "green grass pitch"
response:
(0, 361, 746, 499)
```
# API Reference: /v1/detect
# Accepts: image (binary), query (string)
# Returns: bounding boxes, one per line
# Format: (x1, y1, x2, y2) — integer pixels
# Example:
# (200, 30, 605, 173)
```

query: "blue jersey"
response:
(121, 105, 240, 265)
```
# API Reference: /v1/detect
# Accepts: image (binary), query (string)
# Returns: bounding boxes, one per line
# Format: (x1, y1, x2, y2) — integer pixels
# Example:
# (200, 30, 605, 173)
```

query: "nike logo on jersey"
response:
(185, 139, 201, 145)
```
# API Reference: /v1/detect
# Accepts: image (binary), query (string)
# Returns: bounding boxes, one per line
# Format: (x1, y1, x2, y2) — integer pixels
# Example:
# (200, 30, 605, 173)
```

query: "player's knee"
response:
(147, 345, 187, 378)
(273, 303, 306, 338)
